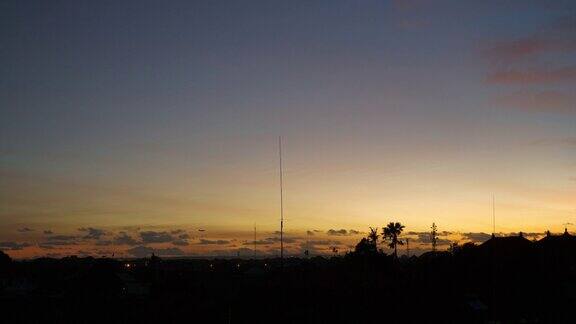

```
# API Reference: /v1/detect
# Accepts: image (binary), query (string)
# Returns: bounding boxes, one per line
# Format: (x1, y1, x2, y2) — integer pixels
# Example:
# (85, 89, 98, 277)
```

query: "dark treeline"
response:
(1, 227, 576, 324)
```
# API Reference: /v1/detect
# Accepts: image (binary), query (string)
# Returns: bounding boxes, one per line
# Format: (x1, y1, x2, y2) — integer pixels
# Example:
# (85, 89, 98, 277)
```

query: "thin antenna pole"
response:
(406, 238, 410, 257)
(306, 229, 310, 258)
(279, 136, 284, 267)
(492, 194, 495, 236)
(253, 223, 257, 259)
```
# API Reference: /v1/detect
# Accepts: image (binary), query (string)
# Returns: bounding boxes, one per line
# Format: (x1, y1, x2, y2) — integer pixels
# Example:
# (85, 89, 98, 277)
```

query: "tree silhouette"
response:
(431, 222, 438, 252)
(368, 227, 379, 250)
(383, 222, 405, 258)
(0, 250, 11, 267)
(354, 238, 374, 255)
(448, 241, 459, 255)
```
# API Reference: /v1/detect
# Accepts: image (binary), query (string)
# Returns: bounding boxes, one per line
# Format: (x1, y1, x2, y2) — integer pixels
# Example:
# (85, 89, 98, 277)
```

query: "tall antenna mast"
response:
(279, 136, 284, 267)
(492, 194, 496, 236)
(253, 223, 257, 259)
(406, 238, 410, 257)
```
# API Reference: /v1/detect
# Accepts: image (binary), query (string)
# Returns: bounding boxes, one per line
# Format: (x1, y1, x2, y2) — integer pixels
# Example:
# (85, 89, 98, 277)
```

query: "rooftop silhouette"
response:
(2, 225, 576, 323)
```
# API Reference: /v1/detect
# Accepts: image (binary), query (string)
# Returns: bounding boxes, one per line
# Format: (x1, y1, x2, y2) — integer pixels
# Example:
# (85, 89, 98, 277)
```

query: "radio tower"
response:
(406, 238, 410, 257)
(279, 137, 284, 268)
(253, 223, 257, 259)
(492, 194, 496, 237)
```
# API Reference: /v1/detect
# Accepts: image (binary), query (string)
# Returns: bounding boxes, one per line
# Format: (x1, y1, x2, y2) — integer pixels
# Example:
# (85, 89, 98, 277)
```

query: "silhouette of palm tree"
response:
(368, 227, 379, 250)
(383, 222, 405, 258)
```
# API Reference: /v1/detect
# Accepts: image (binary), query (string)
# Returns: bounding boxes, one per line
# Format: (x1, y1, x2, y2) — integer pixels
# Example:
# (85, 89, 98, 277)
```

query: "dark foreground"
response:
(1, 234, 576, 324)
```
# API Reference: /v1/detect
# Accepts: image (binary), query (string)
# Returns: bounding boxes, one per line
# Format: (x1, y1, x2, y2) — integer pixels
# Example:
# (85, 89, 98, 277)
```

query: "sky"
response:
(1, 0, 575, 259)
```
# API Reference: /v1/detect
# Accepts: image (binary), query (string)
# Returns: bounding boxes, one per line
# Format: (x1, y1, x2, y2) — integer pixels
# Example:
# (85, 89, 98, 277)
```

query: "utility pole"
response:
(305, 230, 310, 258)
(492, 194, 496, 236)
(279, 136, 284, 269)
(431, 223, 438, 252)
(406, 238, 410, 257)
(253, 223, 257, 259)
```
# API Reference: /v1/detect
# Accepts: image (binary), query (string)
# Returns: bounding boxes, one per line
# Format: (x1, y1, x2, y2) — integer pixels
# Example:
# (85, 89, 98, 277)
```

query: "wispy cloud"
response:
(140, 231, 174, 244)
(112, 232, 139, 246)
(78, 227, 106, 240)
(0, 241, 31, 250)
(485, 37, 574, 63)
(486, 66, 576, 84)
(461, 232, 492, 243)
(485, 14, 576, 63)
(494, 91, 575, 113)
(529, 137, 576, 146)
(198, 239, 230, 245)
(172, 239, 189, 246)
(326, 229, 363, 236)
(45, 235, 77, 241)
(483, 14, 576, 116)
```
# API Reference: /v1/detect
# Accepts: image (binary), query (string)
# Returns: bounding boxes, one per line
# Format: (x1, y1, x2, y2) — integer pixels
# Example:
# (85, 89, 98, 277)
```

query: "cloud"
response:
(461, 232, 492, 243)
(486, 66, 576, 84)
(326, 229, 348, 236)
(529, 137, 576, 146)
(244, 239, 273, 246)
(42, 235, 79, 246)
(262, 236, 298, 244)
(494, 91, 575, 113)
(485, 38, 560, 62)
(43, 230, 53, 235)
(198, 239, 230, 245)
(77, 250, 94, 257)
(113, 232, 139, 246)
(406, 230, 453, 236)
(96, 231, 149, 246)
(300, 239, 345, 255)
(95, 240, 112, 246)
(140, 231, 174, 244)
(156, 247, 185, 256)
(46, 235, 77, 241)
(242, 236, 300, 246)
(172, 239, 189, 246)
(509, 232, 543, 240)
(125, 246, 154, 258)
(326, 229, 362, 236)
(484, 13, 576, 63)
(41, 241, 78, 246)
(0, 241, 31, 250)
(78, 227, 106, 240)
(410, 233, 451, 246)
(17, 227, 34, 233)
(483, 14, 576, 117)
(308, 240, 342, 246)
